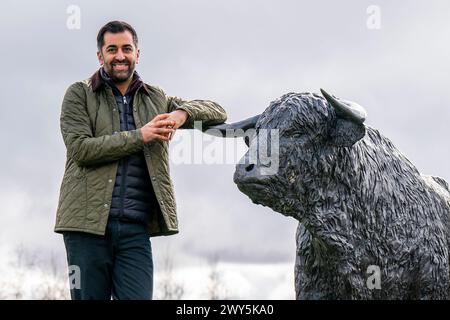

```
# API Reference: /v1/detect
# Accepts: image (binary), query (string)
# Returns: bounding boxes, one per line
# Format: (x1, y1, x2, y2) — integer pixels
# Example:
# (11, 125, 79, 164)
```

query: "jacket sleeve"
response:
(60, 82, 144, 167)
(165, 92, 228, 129)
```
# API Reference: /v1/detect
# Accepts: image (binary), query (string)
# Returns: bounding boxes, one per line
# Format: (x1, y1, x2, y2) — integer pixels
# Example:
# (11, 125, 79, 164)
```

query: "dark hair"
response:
(97, 21, 138, 50)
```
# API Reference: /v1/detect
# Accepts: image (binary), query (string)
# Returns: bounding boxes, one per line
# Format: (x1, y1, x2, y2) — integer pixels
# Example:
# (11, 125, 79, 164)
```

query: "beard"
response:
(103, 59, 136, 83)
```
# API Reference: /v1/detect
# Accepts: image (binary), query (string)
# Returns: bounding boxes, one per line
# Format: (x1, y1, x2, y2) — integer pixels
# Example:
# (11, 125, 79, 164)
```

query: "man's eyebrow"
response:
(106, 44, 133, 49)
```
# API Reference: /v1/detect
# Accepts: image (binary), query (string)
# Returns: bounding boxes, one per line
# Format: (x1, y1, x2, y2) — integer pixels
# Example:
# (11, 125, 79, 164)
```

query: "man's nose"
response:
(115, 50, 125, 60)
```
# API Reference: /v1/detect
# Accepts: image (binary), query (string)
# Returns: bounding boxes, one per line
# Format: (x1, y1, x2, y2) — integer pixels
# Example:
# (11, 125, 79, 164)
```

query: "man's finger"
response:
(152, 133, 171, 141)
(153, 128, 175, 134)
(152, 113, 171, 121)
(169, 130, 176, 141)
(153, 120, 176, 127)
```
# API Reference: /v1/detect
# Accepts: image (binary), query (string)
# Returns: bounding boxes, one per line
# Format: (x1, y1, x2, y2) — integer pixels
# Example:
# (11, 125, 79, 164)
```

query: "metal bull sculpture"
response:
(204, 89, 450, 299)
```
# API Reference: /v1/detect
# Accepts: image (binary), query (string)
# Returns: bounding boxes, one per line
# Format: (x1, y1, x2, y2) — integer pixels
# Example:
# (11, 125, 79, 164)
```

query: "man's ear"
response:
(328, 118, 366, 147)
(136, 48, 140, 64)
(97, 51, 104, 66)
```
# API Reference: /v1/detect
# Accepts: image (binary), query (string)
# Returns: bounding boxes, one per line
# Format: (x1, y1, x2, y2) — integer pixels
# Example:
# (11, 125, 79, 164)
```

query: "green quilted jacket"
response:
(54, 69, 227, 236)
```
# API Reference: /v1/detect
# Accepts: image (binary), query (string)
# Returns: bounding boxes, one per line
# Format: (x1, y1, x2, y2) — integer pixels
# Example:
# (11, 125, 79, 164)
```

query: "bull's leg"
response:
(295, 223, 336, 299)
(416, 254, 450, 299)
(295, 222, 314, 299)
(295, 247, 327, 299)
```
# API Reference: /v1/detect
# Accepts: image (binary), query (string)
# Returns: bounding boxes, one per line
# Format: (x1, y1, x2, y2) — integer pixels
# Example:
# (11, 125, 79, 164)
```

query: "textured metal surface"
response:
(203, 115, 260, 137)
(233, 91, 450, 299)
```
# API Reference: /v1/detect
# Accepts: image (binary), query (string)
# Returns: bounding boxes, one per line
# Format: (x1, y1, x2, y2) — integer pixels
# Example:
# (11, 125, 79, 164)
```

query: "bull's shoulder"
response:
(430, 176, 450, 191)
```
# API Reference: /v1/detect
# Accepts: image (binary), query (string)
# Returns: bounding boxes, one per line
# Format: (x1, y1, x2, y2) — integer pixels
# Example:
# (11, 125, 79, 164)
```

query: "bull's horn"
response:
(320, 88, 367, 124)
(203, 114, 261, 137)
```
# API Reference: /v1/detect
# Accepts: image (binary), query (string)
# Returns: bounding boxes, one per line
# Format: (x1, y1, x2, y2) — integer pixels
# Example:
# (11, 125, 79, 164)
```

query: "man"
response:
(54, 21, 227, 300)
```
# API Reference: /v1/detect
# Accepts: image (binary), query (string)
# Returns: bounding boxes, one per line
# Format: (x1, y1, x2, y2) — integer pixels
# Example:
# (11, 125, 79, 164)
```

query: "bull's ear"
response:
(321, 89, 367, 147)
(328, 118, 366, 147)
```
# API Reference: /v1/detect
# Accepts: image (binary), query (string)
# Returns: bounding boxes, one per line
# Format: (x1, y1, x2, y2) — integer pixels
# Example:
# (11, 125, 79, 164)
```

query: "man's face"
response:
(97, 30, 140, 83)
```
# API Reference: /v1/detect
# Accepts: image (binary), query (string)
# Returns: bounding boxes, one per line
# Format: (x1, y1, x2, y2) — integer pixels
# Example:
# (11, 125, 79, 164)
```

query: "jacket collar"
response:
(90, 68, 150, 96)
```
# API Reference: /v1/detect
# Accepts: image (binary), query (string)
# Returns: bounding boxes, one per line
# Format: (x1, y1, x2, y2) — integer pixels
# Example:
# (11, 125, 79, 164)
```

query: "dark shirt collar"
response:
(90, 68, 150, 96)
(100, 67, 142, 97)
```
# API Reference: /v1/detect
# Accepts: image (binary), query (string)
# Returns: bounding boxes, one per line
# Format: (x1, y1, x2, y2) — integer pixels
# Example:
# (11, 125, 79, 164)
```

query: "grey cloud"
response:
(0, 0, 449, 270)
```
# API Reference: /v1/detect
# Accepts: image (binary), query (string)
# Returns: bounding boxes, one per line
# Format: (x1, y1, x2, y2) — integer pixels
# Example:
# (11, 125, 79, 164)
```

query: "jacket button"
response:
(152, 177, 156, 181)
(134, 108, 137, 112)
(108, 179, 113, 183)
(113, 131, 118, 135)
(160, 201, 164, 205)
(113, 108, 116, 112)
(104, 204, 108, 208)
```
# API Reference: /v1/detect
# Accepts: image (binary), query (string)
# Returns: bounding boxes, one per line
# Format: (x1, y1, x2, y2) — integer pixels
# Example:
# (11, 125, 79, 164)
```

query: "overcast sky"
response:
(0, 0, 449, 299)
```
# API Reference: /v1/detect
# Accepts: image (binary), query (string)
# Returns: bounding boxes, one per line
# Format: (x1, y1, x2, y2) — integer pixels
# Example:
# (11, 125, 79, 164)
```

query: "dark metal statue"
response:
(205, 89, 450, 299)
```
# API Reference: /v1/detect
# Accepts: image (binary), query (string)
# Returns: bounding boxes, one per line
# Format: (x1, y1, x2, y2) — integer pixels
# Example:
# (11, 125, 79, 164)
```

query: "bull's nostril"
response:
(245, 164, 254, 172)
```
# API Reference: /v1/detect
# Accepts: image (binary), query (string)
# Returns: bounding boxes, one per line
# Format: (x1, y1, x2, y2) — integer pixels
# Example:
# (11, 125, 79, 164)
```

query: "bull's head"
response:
(205, 89, 367, 221)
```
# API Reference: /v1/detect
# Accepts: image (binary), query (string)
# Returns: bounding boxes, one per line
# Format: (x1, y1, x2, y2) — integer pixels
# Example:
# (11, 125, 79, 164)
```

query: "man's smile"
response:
(112, 63, 129, 71)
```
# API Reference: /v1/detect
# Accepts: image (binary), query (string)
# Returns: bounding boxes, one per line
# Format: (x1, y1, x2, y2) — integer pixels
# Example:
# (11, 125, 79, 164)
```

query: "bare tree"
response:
(155, 247, 185, 300)
(34, 251, 69, 300)
(0, 245, 69, 300)
(206, 254, 229, 300)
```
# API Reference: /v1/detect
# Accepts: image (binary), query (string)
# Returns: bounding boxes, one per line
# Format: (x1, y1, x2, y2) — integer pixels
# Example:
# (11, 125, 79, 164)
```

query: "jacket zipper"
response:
(119, 95, 128, 219)
(134, 91, 162, 215)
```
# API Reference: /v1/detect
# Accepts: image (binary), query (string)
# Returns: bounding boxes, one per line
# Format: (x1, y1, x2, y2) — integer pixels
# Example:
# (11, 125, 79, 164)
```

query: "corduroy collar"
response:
(90, 68, 150, 96)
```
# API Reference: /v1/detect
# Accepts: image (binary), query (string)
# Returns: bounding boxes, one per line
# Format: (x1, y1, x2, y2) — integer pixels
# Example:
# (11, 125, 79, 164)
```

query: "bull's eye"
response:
(288, 132, 302, 138)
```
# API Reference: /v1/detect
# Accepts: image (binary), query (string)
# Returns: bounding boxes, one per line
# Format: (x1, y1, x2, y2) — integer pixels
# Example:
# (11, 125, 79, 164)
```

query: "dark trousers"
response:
(63, 218, 153, 300)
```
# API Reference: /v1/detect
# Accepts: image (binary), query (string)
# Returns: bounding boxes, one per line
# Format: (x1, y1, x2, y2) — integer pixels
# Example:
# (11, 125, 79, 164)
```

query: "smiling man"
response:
(54, 21, 227, 300)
